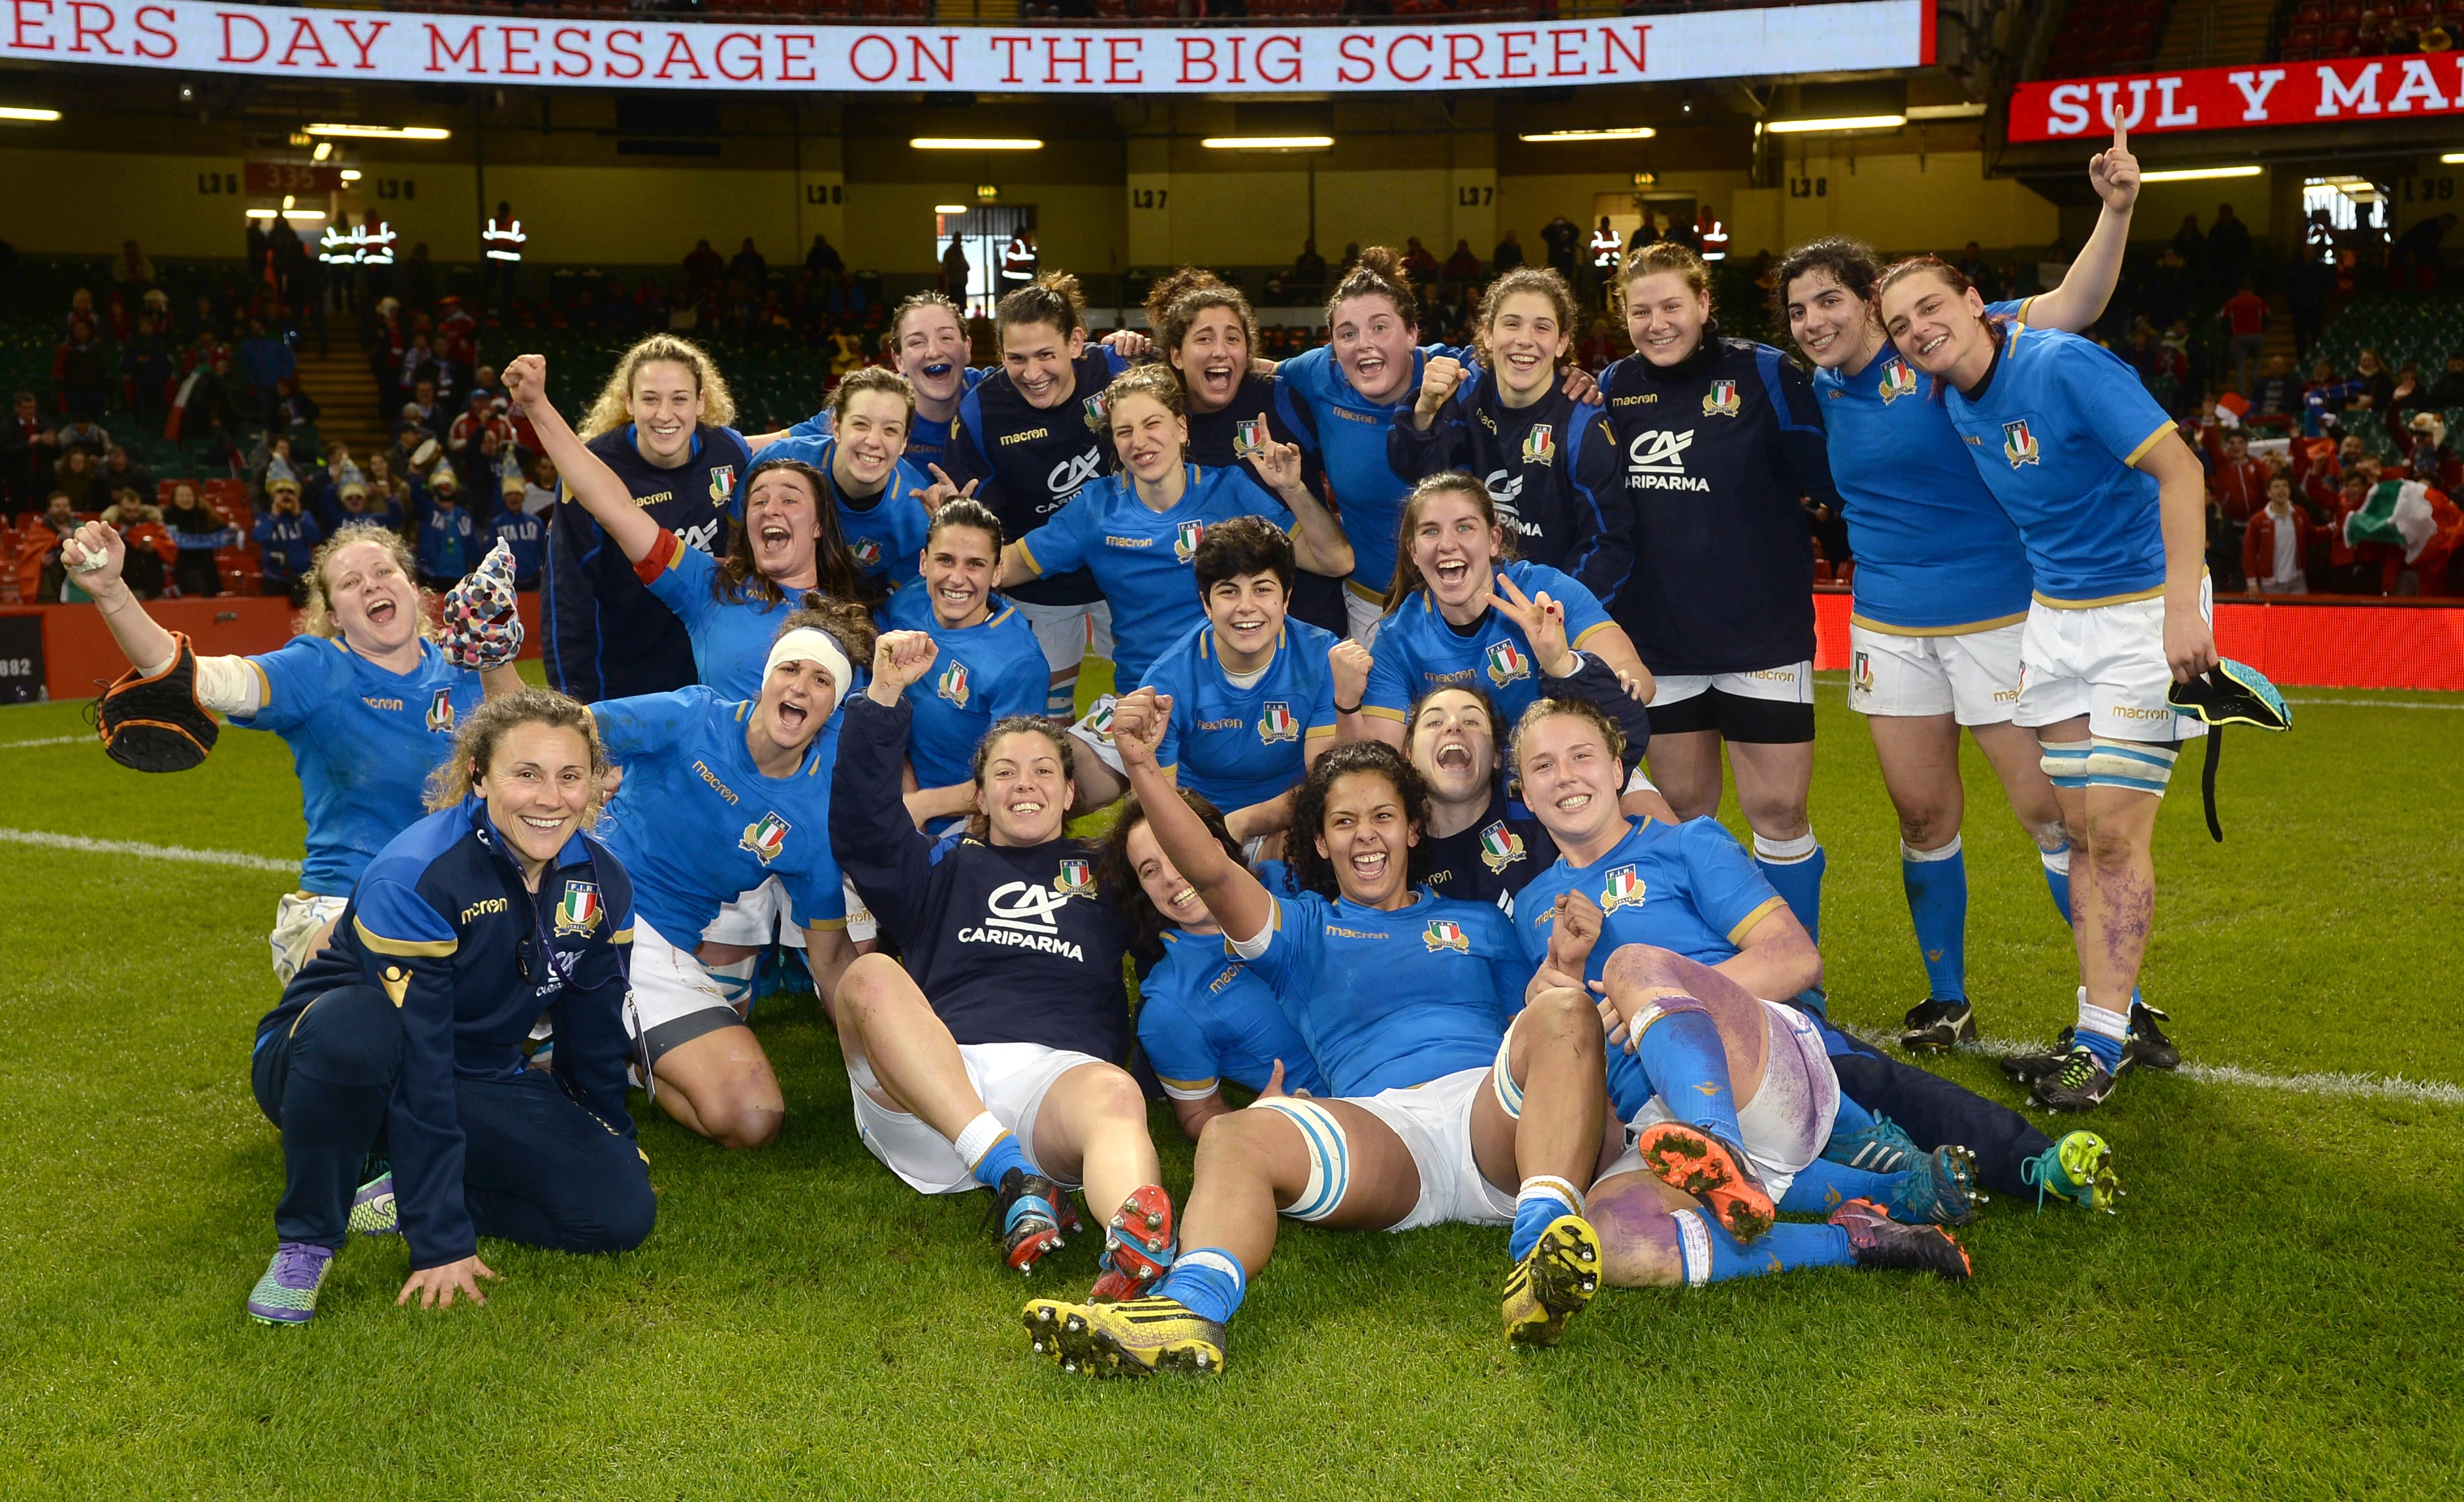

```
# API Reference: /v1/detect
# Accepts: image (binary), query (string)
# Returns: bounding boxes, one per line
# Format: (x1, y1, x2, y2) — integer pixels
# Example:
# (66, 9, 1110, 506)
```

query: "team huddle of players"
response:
(65, 126, 2219, 1365)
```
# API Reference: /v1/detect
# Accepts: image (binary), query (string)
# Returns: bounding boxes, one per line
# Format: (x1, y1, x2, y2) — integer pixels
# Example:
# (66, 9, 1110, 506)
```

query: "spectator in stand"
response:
(1541, 214, 1579, 277)
(5, 392, 60, 514)
(1955, 240, 1991, 296)
(408, 379, 450, 443)
(1440, 238, 1483, 294)
(448, 388, 516, 470)
(2251, 354, 2301, 420)
(2305, 360, 2362, 437)
(330, 470, 403, 535)
(57, 415, 110, 460)
(730, 238, 768, 288)
(1577, 316, 1618, 372)
(238, 319, 296, 415)
(62, 289, 97, 341)
(110, 239, 155, 290)
(2243, 475, 2313, 596)
(1291, 238, 1329, 294)
(52, 448, 108, 513)
(1492, 228, 1525, 274)
(398, 334, 440, 409)
(2210, 428, 2271, 524)
(2208, 204, 2252, 290)
(2401, 411, 2464, 494)
(520, 453, 558, 517)
(100, 492, 170, 599)
(487, 477, 546, 590)
(54, 319, 110, 423)
(26, 491, 80, 601)
(253, 476, 323, 603)
(2349, 349, 2394, 415)
(2220, 279, 2269, 396)
(2322, 462, 2384, 593)
(126, 296, 176, 420)
(2428, 350, 2464, 408)
(270, 375, 321, 452)
(805, 234, 844, 279)
(2288, 252, 2333, 363)
(413, 462, 478, 588)
(684, 238, 725, 289)
(1400, 236, 1440, 289)
(163, 481, 237, 598)
(2170, 213, 2207, 274)
(396, 242, 437, 313)
(100, 445, 150, 503)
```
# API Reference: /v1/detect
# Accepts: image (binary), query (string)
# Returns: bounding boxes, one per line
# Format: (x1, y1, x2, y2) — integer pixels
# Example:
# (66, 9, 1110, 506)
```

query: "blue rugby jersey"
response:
(1183, 372, 1348, 638)
(1137, 928, 1329, 1103)
(1389, 371, 1634, 606)
(831, 695, 1133, 1062)
(1598, 333, 1837, 676)
(879, 582, 1050, 791)
(1813, 305, 2037, 634)
(787, 365, 988, 471)
(635, 537, 802, 704)
(545, 423, 750, 702)
(229, 635, 482, 897)
(1514, 815, 1786, 1119)
(1235, 884, 1530, 1099)
(1014, 463, 1295, 688)
(942, 348, 1131, 609)
(589, 686, 847, 943)
(260, 797, 635, 1269)
(1941, 324, 2177, 607)
(1361, 559, 1615, 729)
(733, 435, 932, 592)
(1274, 341, 1472, 604)
(1148, 618, 1340, 813)
(1419, 786, 1558, 915)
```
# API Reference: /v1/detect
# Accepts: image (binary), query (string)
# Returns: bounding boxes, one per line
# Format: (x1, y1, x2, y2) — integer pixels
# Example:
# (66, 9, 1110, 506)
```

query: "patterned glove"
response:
(440, 539, 524, 671)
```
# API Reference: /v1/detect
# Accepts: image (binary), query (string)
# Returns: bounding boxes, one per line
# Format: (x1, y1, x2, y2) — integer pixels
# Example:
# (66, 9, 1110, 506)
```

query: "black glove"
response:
(90, 631, 220, 772)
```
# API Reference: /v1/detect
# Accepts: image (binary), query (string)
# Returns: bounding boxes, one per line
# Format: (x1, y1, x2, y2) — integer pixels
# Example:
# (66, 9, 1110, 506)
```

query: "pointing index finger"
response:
(2113, 119, 2126, 154)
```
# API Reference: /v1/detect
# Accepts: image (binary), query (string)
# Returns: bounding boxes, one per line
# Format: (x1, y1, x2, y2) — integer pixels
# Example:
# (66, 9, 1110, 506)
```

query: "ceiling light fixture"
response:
(305, 123, 450, 140)
(1766, 114, 1906, 134)
(909, 136, 1043, 150)
(1200, 135, 1335, 149)
(1906, 102, 1989, 121)
(0, 106, 61, 122)
(1517, 127, 1657, 142)
(2141, 164, 2263, 182)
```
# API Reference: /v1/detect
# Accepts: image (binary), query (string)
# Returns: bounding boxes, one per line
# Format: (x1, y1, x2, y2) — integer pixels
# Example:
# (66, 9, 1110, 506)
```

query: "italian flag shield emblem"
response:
(1600, 864, 1646, 914)
(1423, 918, 1470, 954)
(740, 812, 791, 865)
(1055, 857, 1095, 896)
(556, 882, 603, 935)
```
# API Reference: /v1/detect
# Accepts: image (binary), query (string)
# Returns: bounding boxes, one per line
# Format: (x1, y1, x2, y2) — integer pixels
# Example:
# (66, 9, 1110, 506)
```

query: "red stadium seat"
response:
(2328, 0, 2361, 19)
(2288, 23, 2320, 46)
(2295, 0, 2325, 19)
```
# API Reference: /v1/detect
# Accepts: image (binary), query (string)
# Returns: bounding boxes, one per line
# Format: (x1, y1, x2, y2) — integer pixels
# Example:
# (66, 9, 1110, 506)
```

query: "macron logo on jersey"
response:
(1626, 430, 1710, 492)
(958, 881, 1087, 961)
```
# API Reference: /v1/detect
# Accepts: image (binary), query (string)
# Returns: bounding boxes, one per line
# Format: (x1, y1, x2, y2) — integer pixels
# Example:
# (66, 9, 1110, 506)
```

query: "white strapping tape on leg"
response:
(1675, 1208, 1713, 1287)
(1491, 1029, 1523, 1119)
(2040, 739, 2092, 789)
(1250, 1098, 1350, 1222)
(2086, 737, 2178, 794)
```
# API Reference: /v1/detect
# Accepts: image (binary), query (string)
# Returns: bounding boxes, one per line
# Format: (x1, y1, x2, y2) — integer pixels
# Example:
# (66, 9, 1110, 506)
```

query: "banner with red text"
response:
(2011, 55, 2464, 142)
(1, 0, 1927, 93)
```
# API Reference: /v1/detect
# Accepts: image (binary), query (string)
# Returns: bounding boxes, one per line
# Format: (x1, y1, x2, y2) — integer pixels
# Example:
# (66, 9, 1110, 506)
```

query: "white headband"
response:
(765, 628, 853, 708)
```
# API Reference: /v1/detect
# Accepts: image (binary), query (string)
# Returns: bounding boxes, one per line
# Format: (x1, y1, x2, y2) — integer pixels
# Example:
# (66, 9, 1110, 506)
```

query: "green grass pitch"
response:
(1, 674, 2458, 1499)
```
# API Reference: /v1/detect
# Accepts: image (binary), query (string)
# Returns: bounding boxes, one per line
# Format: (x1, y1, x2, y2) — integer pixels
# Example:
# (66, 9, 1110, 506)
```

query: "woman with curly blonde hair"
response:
(543, 331, 754, 703)
(61, 517, 521, 981)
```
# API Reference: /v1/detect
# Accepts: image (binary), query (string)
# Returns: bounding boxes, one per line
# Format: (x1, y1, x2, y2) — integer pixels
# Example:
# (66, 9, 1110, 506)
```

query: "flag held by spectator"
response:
(2345, 480, 2437, 562)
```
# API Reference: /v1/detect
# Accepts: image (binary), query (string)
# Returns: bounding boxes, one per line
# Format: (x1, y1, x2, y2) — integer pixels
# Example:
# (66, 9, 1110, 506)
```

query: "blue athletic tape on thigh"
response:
(1250, 1097, 1350, 1222)
(2085, 737, 2178, 794)
(2039, 739, 2091, 790)
(1491, 1029, 1523, 1120)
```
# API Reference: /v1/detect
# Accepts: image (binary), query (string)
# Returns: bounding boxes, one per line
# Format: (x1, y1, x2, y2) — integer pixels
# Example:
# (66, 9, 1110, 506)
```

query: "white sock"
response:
(1518, 1175, 1585, 1220)
(1753, 830, 1820, 864)
(1902, 835, 1963, 863)
(2077, 1001, 2130, 1044)
(2041, 844, 2072, 875)
(952, 1110, 1007, 1165)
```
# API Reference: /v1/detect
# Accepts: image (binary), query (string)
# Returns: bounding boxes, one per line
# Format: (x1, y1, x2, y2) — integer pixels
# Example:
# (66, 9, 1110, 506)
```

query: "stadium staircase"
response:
(2155, 0, 2281, 67)
(292, 348, 388, 461)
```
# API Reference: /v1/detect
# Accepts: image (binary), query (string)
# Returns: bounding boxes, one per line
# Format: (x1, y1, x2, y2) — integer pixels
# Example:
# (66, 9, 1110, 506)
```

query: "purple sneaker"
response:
(247, 1242, 336, 1325)
(348, 1172, 398, 1237)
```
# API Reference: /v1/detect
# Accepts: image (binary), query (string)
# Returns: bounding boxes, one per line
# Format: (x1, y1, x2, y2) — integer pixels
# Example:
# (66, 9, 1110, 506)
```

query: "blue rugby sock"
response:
(1508, 1176, 1585, 1264)
(1753, 831, 1825, 946)
(1830, 1093, 1877, 1136)
(1901, 837, 1968, 1001)
(955, 1112, 1032, 1191)
(1633, 1007, 1743, 1144)
(2074, 997, 2128, 1071)
(1683, 1212, 1854, 1282)
(1152, 1247, 1246, 1324)
(2042, 843, 2074, 928)
(1780, 1159, 1905, 1214)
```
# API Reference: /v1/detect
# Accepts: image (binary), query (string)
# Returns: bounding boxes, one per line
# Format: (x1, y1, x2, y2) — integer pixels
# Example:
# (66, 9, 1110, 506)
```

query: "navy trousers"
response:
(1814, 1016, 2055, 1200)
(252, 984, 655, 1257)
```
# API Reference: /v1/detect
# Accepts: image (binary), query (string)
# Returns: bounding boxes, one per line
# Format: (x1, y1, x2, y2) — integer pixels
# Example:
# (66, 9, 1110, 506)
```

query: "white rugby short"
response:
(1608, 999, 1838, 1200)
(2015, 576, 2210, 744)
(1343, 585, 1388, 646)
(270, 891, 349, 983)
(847, 1040, 1106, 1195)
(627, 916, 744, 1058)
(1064, 694, 1125, 776)
(1847, 621, 2025, 725)
(1649, 659, 1814, 708)
(1350, 1065, 1518, 1232)
(701, 873, 875, 948)
(1011, 599, 1116, 678)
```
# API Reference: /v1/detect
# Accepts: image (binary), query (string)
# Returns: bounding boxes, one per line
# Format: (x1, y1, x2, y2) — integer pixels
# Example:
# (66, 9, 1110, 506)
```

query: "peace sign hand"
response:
(1481, 571, 1575, 677)
(917, 463, 978, 516)
(1243, 417, 1306, 497)
(2090, 119, 2140, 212)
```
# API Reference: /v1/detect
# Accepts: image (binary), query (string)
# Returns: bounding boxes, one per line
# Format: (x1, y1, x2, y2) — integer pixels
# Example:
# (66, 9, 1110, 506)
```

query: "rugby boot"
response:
(2000, 1029, 2076, 1084)
(1886, 1145, 1982, 1226)
(1502, 1214, 1602, 1349)
(994, 1168, 1066, 1275)
(2126, 1001, 2181, 1071)
(2029, 1046, 2119, 1112)
(1824, 1112, 1919, 1174)
(1900, 997, 1976, 1052)
(2021, 1130, 2122, 1213)
(1022, 1296, 1226, 1378)
(1087, 1185, 1175, 1304)
(245, 1242, 336, 1326)
(347, 1171, 398, 1238)
(1636, 1122, 1775, 1242)
(1829, 1198, 1974, 1279)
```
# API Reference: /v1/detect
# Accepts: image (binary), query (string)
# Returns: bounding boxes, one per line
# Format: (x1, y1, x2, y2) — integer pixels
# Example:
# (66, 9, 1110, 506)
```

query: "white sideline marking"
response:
(1840, 1024, 2464, 1108)
(0, 736, 87, 749)
(0, 828, 298, 875)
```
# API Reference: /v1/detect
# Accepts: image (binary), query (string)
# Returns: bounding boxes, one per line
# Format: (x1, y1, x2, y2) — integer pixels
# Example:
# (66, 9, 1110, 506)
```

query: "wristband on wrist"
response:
(1335, 698, 1362, 715)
